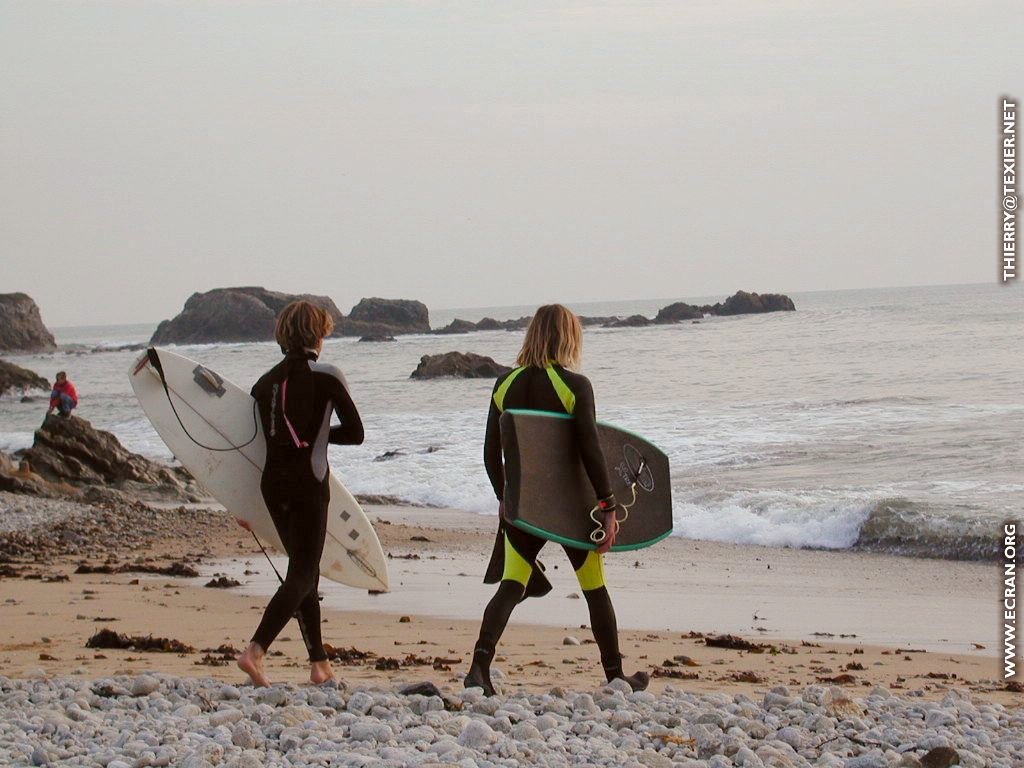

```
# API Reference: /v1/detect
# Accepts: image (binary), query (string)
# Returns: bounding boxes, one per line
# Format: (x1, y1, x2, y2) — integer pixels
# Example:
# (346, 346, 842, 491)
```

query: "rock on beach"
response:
(19, 414, 198, 501)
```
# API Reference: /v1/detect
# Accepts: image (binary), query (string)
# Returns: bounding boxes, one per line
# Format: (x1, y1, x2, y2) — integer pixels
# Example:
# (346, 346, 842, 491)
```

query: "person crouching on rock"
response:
(47, 371, 78, 418)
(465, 303, 649, 695)
(237, 300, 364, 687)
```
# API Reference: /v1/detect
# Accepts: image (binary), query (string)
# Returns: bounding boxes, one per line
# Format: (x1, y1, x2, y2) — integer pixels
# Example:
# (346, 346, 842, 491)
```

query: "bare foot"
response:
(310, 660, 335, 685)
(237, 642, 271, 687)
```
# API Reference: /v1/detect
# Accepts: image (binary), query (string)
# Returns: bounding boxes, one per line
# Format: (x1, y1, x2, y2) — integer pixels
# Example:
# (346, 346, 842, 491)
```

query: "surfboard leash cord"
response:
(247, 529, 324, 618)
(588, 457, 648, 544)
(249, 529, 285, 584)
(144, 348, 260, 453)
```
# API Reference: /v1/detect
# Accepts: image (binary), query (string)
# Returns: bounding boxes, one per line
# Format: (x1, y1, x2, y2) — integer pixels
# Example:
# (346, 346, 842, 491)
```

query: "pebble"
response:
(131, 676, 160, 697)
(512, 721, 542, 741)
(209, 708, 244, 727)
(219, 686, 241, 701)
(926, 708, 959, 728)
(457, 719, 497, 748)
(230, 724, 258, 750)
(256, 687, 287, 708)
(350, 720, 394, 742)
(775, 725, 805, 750)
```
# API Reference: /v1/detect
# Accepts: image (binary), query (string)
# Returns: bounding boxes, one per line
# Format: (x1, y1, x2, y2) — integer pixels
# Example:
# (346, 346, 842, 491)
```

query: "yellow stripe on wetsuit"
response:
(502, 536, 606, 590)
(574, 551, 606, 591)
(493, 365, 575, 415)
(544, 366, 576, 415)
(502, 535, 534, 586)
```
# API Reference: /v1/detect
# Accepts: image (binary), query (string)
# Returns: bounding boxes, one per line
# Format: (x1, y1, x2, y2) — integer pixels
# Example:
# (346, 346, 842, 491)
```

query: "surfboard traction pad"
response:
(499, 409, 673, 552)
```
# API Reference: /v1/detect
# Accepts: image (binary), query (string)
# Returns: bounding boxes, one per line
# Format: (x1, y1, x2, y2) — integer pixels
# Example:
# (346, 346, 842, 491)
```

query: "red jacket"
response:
(50, 380, 79, 408)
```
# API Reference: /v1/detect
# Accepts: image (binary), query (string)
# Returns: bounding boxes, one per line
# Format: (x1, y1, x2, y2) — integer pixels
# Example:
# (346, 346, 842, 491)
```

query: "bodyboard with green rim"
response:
(499, 409, 673, 551)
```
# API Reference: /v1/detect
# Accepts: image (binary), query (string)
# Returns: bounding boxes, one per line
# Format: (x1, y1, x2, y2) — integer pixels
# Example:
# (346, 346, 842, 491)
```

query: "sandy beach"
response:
(1, 499, 1017, 703)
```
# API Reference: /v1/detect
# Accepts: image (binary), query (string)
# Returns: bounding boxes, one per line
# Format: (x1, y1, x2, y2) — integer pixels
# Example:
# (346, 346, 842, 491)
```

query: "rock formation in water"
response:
(340, 298, 430, 337)
(701, 291, 796, 315)
(0, 293, 57, 352)
(150, 287, 345, 345)
(410, 352, 511, 379)
(0, 359, 49, 397)
(654, 302, 704, 323)
(151, 289, 431, 343)
(604, 315, 652, 328)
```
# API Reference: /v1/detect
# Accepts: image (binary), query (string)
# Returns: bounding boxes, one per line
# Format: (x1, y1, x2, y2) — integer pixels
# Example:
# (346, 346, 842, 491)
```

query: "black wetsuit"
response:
(249, 349, 363, 661)
(469, 365, 646, 693)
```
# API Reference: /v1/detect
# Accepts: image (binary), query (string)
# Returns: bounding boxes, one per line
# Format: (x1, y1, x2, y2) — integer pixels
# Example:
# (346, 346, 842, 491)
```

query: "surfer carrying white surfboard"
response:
(465, 304, 649, 695)
(237, 301, 364, 687)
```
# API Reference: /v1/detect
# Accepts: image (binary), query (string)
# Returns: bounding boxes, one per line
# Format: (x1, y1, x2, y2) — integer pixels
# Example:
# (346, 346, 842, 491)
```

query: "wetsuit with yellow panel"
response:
(467, 363, 649, 693)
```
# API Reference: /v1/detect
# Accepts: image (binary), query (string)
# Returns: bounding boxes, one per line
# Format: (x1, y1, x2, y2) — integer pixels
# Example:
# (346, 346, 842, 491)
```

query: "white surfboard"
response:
(129, 347, 389, 591)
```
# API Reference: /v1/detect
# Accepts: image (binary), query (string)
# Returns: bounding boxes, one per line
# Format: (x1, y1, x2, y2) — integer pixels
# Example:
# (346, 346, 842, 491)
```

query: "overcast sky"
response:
(1, 1, 1019, 326)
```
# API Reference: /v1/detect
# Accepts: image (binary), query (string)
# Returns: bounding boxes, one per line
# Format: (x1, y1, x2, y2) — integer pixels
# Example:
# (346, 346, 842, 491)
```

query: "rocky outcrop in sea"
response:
(703, 291, 796, 316)
(339, 298, 430, 337)
(150, 288, 346, 345)
(655, 302, 704, 323)
(151, 290, 431, 344)
(0, 293, 57, 352)
(0, 359, 49, 397)
(411, 352, 511, 379)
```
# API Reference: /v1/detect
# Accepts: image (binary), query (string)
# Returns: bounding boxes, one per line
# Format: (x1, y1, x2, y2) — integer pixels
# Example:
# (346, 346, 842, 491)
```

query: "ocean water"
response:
(2, 283, 1021, 561)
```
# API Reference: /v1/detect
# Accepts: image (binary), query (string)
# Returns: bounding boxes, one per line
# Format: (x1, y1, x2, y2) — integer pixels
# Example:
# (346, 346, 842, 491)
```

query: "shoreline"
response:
(210, 504, 1005, 656)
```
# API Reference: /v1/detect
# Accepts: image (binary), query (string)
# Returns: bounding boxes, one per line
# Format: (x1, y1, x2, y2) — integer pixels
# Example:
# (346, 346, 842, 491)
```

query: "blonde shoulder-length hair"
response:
(516, 304, 583, 370)
(275, 300, 336, 352)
